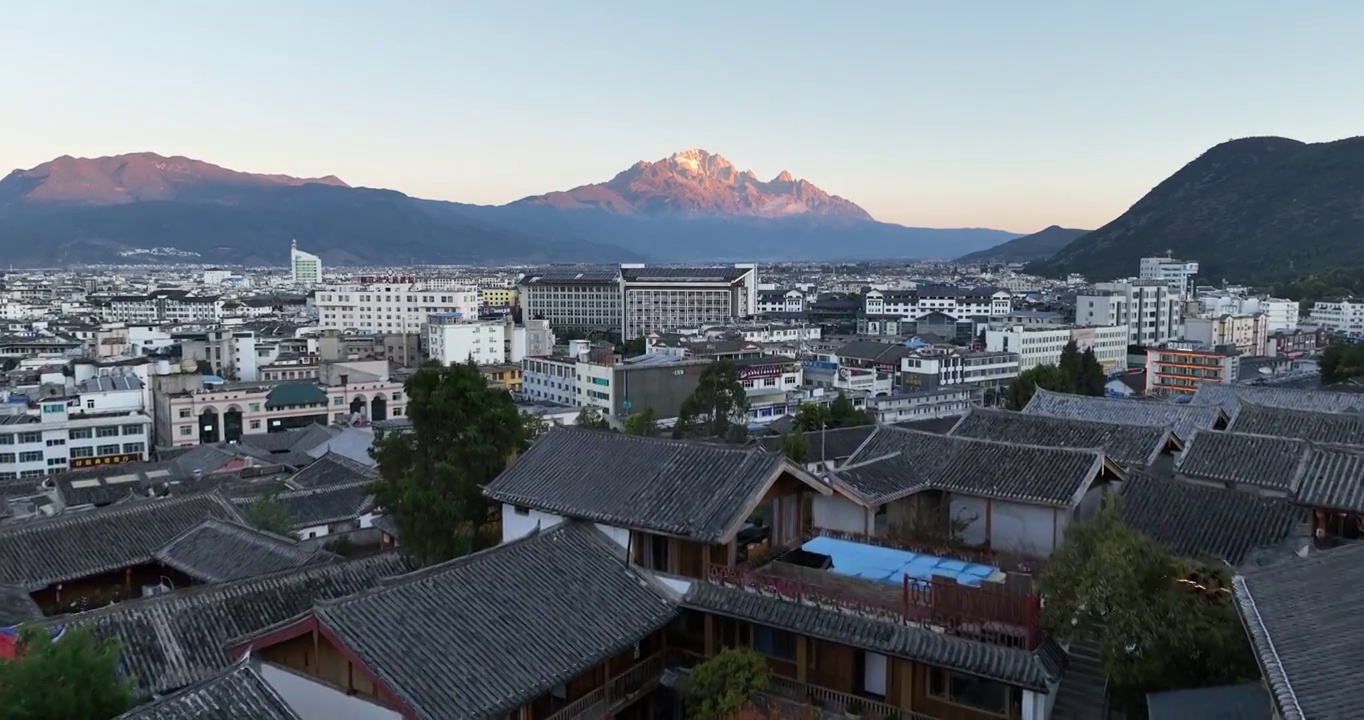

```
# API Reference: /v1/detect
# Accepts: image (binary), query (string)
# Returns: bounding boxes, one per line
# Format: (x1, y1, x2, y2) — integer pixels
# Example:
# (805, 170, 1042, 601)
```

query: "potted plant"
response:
(844, 697, 864, 719)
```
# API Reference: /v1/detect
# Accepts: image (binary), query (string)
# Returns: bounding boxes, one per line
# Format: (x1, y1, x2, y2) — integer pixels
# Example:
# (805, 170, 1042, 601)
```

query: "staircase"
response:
(1051, 640, 1110, 720)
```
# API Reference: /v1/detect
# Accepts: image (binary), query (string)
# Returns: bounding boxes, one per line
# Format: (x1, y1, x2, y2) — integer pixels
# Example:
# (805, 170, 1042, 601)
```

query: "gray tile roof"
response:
(287, 452, 377, 489)
(233, 481, 374, 530)
(43, 552, 414, 697)
(756, 425, 877, 464)
(828, 427, 1108, 507)
(1227, 401, 1364, 446)
(1022, 389, 1224, 441)
(113, 661, 300, 720)
(1192, 382, 1364, 417)
(683, 582, 1063, 691)
(484, 428, 823, 542)
(1233, 543, 1364, 720)
(0, 492, 247, 591)
(303, 523, 677, 719)
(1293, 445, 1364, 514)
(152, 519, 334, 583)
(1145, 683, 1271, 720)
(948, 408, 1176, 468)
(1118, 472, 1306, 566)
(0, 584, 42, 626)
(1175, 431, 1310, 494)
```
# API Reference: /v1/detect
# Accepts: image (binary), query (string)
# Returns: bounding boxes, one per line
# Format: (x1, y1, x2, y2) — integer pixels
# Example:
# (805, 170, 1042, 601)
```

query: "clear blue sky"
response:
(4, 1, 1361, 232)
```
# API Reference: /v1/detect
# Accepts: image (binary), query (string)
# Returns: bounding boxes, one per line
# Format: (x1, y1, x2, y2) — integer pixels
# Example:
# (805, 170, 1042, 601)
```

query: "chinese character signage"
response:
(70, 453, 141, 469)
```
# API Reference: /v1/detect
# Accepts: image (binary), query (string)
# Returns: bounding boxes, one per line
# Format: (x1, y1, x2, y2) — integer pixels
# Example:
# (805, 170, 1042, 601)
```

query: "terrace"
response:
(711, 527, 1043, 651)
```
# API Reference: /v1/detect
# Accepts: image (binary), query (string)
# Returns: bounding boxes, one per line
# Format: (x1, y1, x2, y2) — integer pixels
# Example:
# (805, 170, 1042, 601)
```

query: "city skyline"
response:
(4, 0, 1362, 233)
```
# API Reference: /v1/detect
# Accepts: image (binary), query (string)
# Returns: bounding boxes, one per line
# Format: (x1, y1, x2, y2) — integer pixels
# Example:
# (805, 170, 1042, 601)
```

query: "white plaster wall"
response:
(812, 495, 867, 534)
(1022, 682, 1058, 720)
(261, 663, 402, 720)
(298, 524, 330, 541)
(500, 504, 566, 543)
(593, 523, 630, 551)
(990, 501, 1059, 557)
(950, 495, 990, 546)
(657, 576, 694, 595)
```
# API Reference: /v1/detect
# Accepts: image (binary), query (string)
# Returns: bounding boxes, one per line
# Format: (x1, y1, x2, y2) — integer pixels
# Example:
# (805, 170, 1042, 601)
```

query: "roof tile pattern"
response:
(48, 552, 413, 697)
(313, 523, 677, 719)
(684, 582, 1062, 691)
(113, 662, 300, 720)
(1175, 431, 1309, 493)
(830, 427, 1105, 507)
(0, 492, 245, 590)
(1193, 382, 1364, 417)
(484, 428, 797, 541)
(153, 519, 334, 583)
(1118, 472, 1305, 565)
(1022, 389, 1222, 441)
(949, 408, 1173, 467)
(288, 453, 377, 489)
(1233, 543, 1364, 720)
(757, 426, 876, 463)
(1227, 401, 1364, 446)
(1293, 445, 1364, 514)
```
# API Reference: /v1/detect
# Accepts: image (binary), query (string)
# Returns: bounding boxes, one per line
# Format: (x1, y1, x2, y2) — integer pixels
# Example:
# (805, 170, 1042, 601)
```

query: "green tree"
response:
(1321, 340, 1364, 384)
(672, 359, 749, 442)
(575, 406, 612, 430)
(623, 408, 657, 436)
(685, 647, 771, 720)
(624, 336, 648, 357)
(370, 360, 531, 565)
(790, 402, 829, 432)
(1001, 364, 1070, 410)
(1039, 499, 1258, 714)
(1057, 340, 1084, 392)
(780, 430, 809, 464)
(0, 626, 133, 720)
(828, 392, 874, 428)
(244, 488, 294, 537)
(1078, 347, 1107, 396)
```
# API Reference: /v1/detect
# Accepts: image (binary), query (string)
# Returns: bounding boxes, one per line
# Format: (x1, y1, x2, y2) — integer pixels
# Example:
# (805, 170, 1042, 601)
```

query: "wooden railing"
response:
(543, 650, 667, 720)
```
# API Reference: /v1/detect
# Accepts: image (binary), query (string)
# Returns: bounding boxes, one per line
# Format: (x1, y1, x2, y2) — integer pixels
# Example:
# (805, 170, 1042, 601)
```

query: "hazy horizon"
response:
(5, 1, 1362, 234)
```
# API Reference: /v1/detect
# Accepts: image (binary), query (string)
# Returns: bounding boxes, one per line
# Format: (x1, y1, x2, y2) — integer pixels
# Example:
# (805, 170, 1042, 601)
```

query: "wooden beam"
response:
(703, 614, 715, 656)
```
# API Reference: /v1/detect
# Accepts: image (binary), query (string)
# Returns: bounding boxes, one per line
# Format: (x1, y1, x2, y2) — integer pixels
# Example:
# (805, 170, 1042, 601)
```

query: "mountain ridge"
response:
(957, 225, 1090, 263)
(1029, 135, 1364, 283)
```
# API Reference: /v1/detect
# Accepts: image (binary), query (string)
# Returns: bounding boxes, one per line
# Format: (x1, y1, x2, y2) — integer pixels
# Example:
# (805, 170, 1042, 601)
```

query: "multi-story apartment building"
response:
(985, 324, 1128, 371)
(1185, 314, 1269, 357)
(522, 344, 710, 418)
(862, 286, 1012, 321)
(1076, 280, 1183, 346)
(899, 349, 1020, 391)
(479, 287, 517, 308)
(152, 359, 406, 447)
(516, 269, 622, 333)
(620, 264, 758, 339)
(1146, 343, 1240, 396)
(426, 314, 555, 367)
(1197, 293, 1299, 332)
(0, 374, 152, 479)
(96, 291, 225, 324)
(756, 289, 806, 315)
(1139, 256, 1199, 297)
(314, 280, 479, 333)
(1309, 298, 1364, 336)
(289, 240, 322, 286)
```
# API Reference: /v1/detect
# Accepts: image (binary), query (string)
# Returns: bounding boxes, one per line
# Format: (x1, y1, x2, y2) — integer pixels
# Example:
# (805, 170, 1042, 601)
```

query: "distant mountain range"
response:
(1028, 136, 1364, 283)
(956, 225, 1090, 263)
(0, 150, 1017, 266)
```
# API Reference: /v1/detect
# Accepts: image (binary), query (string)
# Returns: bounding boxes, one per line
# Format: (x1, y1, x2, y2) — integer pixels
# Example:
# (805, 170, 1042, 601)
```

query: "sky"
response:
(3, 1, 1362, 233)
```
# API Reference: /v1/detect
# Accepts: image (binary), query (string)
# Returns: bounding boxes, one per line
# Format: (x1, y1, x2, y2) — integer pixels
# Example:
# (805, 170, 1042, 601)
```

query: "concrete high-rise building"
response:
(290, 240, 323, 286)
(619, 264, 757, 339)
(1076, 280, 1184, 346)
(1139, 256, 1199, 298)
(314, 280, 479, 334)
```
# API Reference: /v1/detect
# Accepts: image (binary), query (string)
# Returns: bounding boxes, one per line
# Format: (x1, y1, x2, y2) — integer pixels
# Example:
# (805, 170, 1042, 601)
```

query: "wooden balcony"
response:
(543, 650, 667, 720)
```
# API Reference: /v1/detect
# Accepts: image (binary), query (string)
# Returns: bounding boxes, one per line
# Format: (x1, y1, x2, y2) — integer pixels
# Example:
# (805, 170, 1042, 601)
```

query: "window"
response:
(95, 426, 119, 438)
(179, 426, 192, 436)
(178, 408, 191, 418)
(250, 403, 261, 412)
(753, 626, 797, 660)
(122, 425, 142, 435)
(19, 470, 43, 480)
(47, 458, 66, 467)
(513, 505, 530, 516)
(250, 419, 261, 430)
(123, 442, 146, 454)
(69, 446, 93, 458)
(333, 397, 344, 406)
(0, 453, 13, 463)
(18, 452, 42, 463)
(86, 399, 96, 409)
(97, 444, 120, 456)
(69, 428, 92, 440)
(45, 439, 64, 447)
(928, 669, 1011, 714)
(0, 434, 10, 445)
(43, 403, 63, 414)
(17, 432, 41, 444)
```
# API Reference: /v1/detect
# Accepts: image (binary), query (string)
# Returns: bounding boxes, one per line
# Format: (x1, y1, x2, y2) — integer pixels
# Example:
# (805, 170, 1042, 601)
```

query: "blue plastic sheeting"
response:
(801, 535, 999, 588)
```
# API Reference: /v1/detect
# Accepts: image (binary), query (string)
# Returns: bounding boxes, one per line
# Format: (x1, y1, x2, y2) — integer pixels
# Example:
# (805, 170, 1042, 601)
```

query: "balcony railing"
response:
(543, 650, 667, 720)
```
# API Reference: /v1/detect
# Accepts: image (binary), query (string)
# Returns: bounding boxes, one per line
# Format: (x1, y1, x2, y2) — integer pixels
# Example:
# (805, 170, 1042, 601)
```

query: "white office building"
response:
(1309, 299, 1364, 336)
(619, 264, 758, 339)
(97, 291, 225, 324)
(756, 289, 806, 315)
(517, 269, 623, 333)
(1140, 256, 1199, 297)
(1198, 294, 1299, 332)
(862, 286, 1012, 320)
(290, 240, 323, 286)
(315, 281, 479, 333)
(1076, 281, 1183, 346)
(0, 373, 152, 480)
(427, 315, 556, 367)
(985, 324, 1129, 372)
(1185, 314, 1269, 357)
